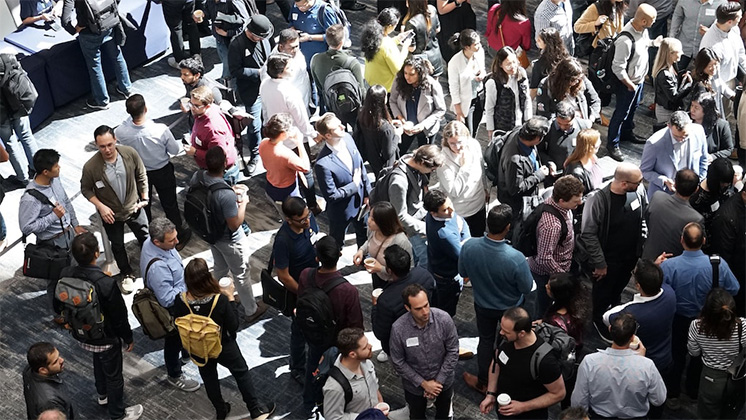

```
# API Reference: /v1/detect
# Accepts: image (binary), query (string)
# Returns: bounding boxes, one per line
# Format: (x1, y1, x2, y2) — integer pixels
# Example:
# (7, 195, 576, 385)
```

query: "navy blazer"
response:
(314, 133, 372, 220)
(640, 125, 708, 199)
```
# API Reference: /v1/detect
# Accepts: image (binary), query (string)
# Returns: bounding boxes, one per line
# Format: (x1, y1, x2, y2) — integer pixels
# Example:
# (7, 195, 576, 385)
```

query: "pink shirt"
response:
(258, 139, 309, 188)
(191, 105, 236, 169)
(485, 4, 532, 52)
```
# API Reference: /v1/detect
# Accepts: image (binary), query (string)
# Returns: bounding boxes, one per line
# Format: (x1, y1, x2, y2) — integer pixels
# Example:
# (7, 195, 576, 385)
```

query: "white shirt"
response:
(447, 49, 485, 111)
(699, 23, 746, 82)
(260, 78, 317, 147)
(259, 46, 312, 110)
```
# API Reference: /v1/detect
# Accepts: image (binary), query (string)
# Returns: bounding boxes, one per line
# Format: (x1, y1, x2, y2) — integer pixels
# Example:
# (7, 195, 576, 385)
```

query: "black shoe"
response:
(176, 228, 192, 251)
(245, 301, 268, 324)
(290, 369, 304, 386)
(341, 1, 366, 10)
(606, 146, 624, 162)
(86, 99, 110, 110)
(250, 402, 276, 420)
(217, 402, 231, 420)
(116, 87, 132, 98)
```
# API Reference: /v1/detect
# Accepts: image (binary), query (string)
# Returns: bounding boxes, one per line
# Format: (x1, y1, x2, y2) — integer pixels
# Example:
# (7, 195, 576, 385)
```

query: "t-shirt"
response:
(496, 337, 562, 419)
(190, 172, 241, 242)
(20, 0, 53, 20)
(258, 140, 307, 189)
(605, 191, 641, 261)
(272, 222, 317, 283)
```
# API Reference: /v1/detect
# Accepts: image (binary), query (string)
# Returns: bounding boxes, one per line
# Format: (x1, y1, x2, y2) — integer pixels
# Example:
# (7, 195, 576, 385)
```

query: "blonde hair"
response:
(564, 128, 600, 168)
(652, 38, 682, 80)
(190, 85, 213, 106)
(441, 121, 470, 148)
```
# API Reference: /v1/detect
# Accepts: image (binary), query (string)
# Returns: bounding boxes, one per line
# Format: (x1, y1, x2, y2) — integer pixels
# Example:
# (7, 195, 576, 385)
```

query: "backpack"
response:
(531, 322, 578, 381)
(0, 53, 38, 116)
(368, 163, 406, 205)
(82, 0, 120, 35)
(56, 275, 106, 341)
(513, 203, 568, 258)
(319, 1, 351, 49)
(175, 293, 223, 367)
(295, 269, 347, 348)
(312, 347, 353, 415)
(484, 128, 514, 186)
(588, 31, 633, 95)
(183, 171, 234, 244)
(322, 56, 363, 123)
(131, 258, 176, 340)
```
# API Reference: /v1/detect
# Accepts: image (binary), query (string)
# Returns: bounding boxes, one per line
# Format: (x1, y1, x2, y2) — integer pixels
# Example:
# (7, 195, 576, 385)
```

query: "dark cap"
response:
(245, 14, 274, 39)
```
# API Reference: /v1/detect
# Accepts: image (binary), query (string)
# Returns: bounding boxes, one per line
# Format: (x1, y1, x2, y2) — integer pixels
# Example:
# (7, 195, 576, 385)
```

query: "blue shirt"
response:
(426, 213, 470, 278)
(662, 249, 740, 318)
(272, 222, 317, 282)
(288, 1, 339, 68)
(139, 238, 185, 308)
(20, 0, 54, 20)
(405, 88, 421, 124)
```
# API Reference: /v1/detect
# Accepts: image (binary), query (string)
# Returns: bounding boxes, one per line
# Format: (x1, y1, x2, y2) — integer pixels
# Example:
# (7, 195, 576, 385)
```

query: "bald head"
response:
(614, 163, 642, 183)
(634, 4, 657, 25)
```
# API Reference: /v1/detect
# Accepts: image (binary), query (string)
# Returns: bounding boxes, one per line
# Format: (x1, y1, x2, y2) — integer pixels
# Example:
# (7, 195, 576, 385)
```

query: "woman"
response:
(362, 12, 413, 92)
(544, 272, 589, 352)
(688, 289, 746, 419)
(436, 121, 488, 236)
(258, 113, 310, 202)
(403, 0, 444, 77)
(485, 0, 531, 55)
(691, 47, 734, 119)
(390, 56, 446, 154)
(690, 92, 735, 163)
(447, 29, 486, 137)
(536, 57, 600, 125)
(356, 84, 401, 178)
(530, 28, 569, 97)
(436, 0, 476, 63)
(573, 0, 625, 51)
(353, 201, 413, 290)
(564, 128, 603, 231)
(690, 157, 735, 236)
(485, 47, 531, 137)
(174, 259, 275, 420)
(652, 38, 693, 123)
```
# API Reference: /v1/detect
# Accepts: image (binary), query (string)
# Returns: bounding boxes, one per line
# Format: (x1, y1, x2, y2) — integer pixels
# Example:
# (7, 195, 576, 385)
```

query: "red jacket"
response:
(485, 4, 532, 53)
(191, 105, 236, 169)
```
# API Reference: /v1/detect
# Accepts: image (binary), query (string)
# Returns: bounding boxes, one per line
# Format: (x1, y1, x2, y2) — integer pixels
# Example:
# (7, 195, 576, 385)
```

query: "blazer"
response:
(640, 125, 709, 199)
(389, 75, 446, 138)
(535, 76, 601, 122)
(447, 49, 486, 112)
(314, 133, 372, 220)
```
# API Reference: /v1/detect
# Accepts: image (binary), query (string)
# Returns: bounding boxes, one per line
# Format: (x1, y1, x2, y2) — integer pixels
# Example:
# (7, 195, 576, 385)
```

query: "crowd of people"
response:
(2, 0, 746, 419)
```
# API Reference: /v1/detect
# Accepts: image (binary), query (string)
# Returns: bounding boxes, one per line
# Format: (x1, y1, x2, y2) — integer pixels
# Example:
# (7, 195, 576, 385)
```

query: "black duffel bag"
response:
(23, 243, 71, 280)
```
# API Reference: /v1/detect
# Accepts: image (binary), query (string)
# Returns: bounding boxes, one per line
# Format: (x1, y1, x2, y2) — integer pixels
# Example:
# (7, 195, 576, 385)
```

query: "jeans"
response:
(102, 209, 149, 276)
(329, 213, 367, 249)
(245, 98, 263, 160)
(198, 338, 261, 418)
(607, 81, 644, 149)
(223, 164, 240, 186)
(475, 304, 506, 385)
(210, 233, 258, 316)
(146, 162, 185, 234)
(163, 0, 201, 62)
(214, 35, 231, 79)
(404, 384, 453, 419)
(432, 274, 462, 317)
(0, 115, 38, 181)
(92, 341, 126, 420)
(670, 313, 702, 398)
(409, 233, 428, 269)
(591, 257, 636, 330)
(77, 29, 132, 105)
(292, 145, 317, 208)
(164, 307, 185, 379)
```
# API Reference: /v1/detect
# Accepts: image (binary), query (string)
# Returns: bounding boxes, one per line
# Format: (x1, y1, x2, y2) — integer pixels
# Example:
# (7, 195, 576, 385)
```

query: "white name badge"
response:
(195, 137, 203, 146)
(498, 351, 509, 364)
(95, 181, 105, 189)
(572, 137, 577, 147)
(630, 198, 640, 211)
(711, 201, 720, 212)
(292, 13, 298, 20)
(406, 337, 419, 347)
(706, 9, 715, 16)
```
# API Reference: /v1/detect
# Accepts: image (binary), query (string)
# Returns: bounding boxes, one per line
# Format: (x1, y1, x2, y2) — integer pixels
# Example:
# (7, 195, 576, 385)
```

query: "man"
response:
(534, 0, 575, 55)
(57, 232, 142, 420)
(204, 0, 251, 81)
(497, 117, 553, 234)
(537, 101, 593, 178)
(314, 113, 370, 248)
(572, 314, 667, 418)
(603, 259, 676, 418)
(390, 284, 459, 419)
(710, 188, 746, 315)
(371, 245, 436, 362)
(163, 0, 201, 68)
(81, 126, 149, 292)
(20, 149, 86, 316)
(528, 175, 584, 319)
(23, 342, 75, 420)
(189, 146, 266, 322)
(578, 163, 648, 339)
(642, 169, 704, 260)
(61, 0, 132, 109)
(607, 4, 662, 162)
(479, 307, 565, 420)
(184, 86, 240, 185)
(640, 111, 708, 199)
(699, 1, 746, 118)
(138, 218, 199, 393)
(309, 23, 365, 123)
(297, 235, 363, 417)
(178, 56, 223, 126)
(423, 189, 470, 317)
(115, 95, 191, 249)
(260, 28, 312, 113)
(627, 0, 675, 75)
(669, 0, 723, 70)
(386, 144, 445, 268)
(662, 222, 739, 405)
(228, 14, 274, 173)
(460, 204, 534, 395)
(322, 328, 385, 420)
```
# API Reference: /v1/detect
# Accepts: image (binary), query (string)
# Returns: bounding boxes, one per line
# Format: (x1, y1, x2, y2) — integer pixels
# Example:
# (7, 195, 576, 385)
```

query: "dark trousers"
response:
(608, 81, 644, 148)
(591, 258, 637, 329)
(40, 229, 74, 315)
(399, 132, 432, 155)
(465, 91, 485, 138)
(290, 316, 307, 373)
(646, 18, 668, 77)
(292, 145, 317, 208)
(256, 0, 292, 22)
(198, 339, 260, 418)
(164, 308, 185, 379)
(162, 0, 201, 62)
(329, 212, 367, 249)
(475, 304, 505, 385)
(530, 272, 551, 320)
(92, 341, 126, 420)
(372, 272, 387, 290)
(102, 209, 149, 276)
(670, 313, 702, 398)
(463, 206, 486, 237)
(303, 343, 326, 414)
(404, 384, 454, 419)
(432, 274, 462, 317)
(589, 408, 647, 419)
(145, 162, 185, 235)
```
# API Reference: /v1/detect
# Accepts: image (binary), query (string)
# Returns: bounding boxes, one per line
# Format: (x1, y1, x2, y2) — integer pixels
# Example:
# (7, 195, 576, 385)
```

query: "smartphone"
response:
(402, 30, 415, 43)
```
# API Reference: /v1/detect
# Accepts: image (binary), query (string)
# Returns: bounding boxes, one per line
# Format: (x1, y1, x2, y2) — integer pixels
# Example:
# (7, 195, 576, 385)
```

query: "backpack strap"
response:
(319, 2, 328, 27)
(542, 204, 569, 245)
(23, 188, 66, 244)
(710, 255, 721, 289)
(328, 365, 353, 407)
(617, 31, 635, 73)
(181, 292, 195, 315)
(207, 294, 220, 318)
(144, 257, 161, 289)
(529, 342, 554, 381)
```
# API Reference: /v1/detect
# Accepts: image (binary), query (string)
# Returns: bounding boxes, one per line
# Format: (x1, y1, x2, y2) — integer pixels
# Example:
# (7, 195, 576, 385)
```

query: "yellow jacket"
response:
(365, 36, 408, 92)
(574, 3, 624, 48)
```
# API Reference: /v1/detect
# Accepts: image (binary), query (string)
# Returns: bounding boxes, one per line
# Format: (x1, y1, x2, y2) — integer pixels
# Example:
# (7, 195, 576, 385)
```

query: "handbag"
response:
(261, 243, 297, 317)
(499, 25, 530, 69)
(21, 190, 72, 280)
(727, 321, 745, 381)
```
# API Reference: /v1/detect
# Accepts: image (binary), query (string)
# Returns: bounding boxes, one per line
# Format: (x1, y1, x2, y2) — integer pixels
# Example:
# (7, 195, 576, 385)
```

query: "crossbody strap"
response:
(24, 188, 67, 244)
(207, 294, 220, 318)
(144, 257, 161, 289)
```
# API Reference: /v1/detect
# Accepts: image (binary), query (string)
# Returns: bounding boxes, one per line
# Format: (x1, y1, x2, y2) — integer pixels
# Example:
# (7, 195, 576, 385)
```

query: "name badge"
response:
(406, 337, 419, 347)
(292, 13, 298, 20)
(630, 198, 640, 211)
(711, 201, 720, 212)
(195, 137, 203, 146)
(95, 181, 105, 189)
(706, 9, 715, 16)
(498, 351, 509, 364)
(572, 137, 577, 147)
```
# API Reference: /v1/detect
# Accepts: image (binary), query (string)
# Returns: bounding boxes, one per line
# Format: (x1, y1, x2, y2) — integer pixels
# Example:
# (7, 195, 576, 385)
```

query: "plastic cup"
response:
(630, 336, 640, 350)
(193, 9, 204, 23)
(218, 277, 232, 289)
(375, 402, 390, 415)
(180, 97, 190, 108)
(234, 184, 248, 202)
(372, 288, 383, 305)
(497, 393, 511, 407)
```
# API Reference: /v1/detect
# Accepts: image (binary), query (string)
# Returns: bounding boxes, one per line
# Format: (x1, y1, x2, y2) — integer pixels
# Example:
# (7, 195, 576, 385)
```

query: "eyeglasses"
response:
(291, 215, 310, 223)
(626, 178, 644, 186)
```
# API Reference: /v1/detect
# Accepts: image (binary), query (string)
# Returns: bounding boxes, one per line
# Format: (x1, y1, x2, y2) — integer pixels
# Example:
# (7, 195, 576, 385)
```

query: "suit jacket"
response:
(314, 134, 371, 220)
(640, 125, 708, 199)
(389, 75, 446, 138)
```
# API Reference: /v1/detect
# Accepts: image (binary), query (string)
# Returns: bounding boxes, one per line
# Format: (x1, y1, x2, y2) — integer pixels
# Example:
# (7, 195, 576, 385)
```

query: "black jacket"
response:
(710, 192, 745, 283)
(538, 118, 592, 171)
(497, 130, 547, 216)
(228, 32, 273, 106)
(535, 76, 601, 122)
(355, 119, 399, 179)
(23, 366, 75, 420)
(704, 119, 734, 160)
(654, 67, 692, 111)
(490, 68, 529, 132)
(173, 293, 240, 342)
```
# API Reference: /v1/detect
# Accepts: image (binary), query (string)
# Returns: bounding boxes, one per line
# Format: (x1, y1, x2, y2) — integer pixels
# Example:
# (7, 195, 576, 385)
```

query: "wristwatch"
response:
(486, 391, 498, 397)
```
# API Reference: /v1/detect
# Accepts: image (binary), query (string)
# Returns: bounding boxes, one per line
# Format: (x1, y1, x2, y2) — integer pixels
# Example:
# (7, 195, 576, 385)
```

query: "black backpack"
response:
(531, 322, 578, 381)
(295, 269, 347, 348)
(183, 171, 234, 244)
(513, 203, 568, 258)
(588, 31, 633, 95)
(484, 128, 515, 186)
(0, 53, 38, 116)
(368, 163, 406, 205)
(82, 0, 120, 34)
(322, 56, 363, 124)
(319, 1, 351, 48)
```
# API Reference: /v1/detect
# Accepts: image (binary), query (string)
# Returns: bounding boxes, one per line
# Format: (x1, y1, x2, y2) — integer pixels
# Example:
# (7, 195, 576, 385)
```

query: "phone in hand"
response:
(402, 30, 415, 43)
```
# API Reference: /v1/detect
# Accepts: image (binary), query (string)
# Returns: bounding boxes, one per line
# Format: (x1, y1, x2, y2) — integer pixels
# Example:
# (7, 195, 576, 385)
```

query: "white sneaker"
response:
(119, 276, 136, 295)
(0, 239, 6, 253)
(98, 395, 108, 405)
(377, 351, 388, 362)
(123, 404, 143, 420)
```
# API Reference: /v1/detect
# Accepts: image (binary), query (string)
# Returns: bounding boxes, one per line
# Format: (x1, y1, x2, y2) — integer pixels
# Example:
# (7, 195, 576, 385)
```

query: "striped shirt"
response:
(688, 318, 746, 370)
(534, 0, 574, 54)
(528, 198, 575, 275)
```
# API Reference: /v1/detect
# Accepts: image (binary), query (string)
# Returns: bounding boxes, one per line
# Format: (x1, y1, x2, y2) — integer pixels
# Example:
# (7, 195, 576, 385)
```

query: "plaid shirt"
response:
(78, 342, 113, 353)
(528, 198, 575, 275)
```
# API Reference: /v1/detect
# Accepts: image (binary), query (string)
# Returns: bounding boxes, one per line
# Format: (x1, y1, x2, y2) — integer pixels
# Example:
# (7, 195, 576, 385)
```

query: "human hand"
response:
(97, 203, 115, 224)
(365, 259, 384, 274)
(74, 226, 87, 235)
(185, 145, 197, 156)
(353, 249, 364, 266)
(220, 281, 236, 299)
(75, 25, 84, 33)
(595, 15, 608, 25)
(313, 133, 324, 144)
(52, 203, 66, 219)
(40, 13, 53, 22)
(548, 161, 558, 176)
(134, 199, 149, 211)
(699, 24, 708, 36)
(663, 178, 676, 193)
(479, 395, 496, 415)
(456, 111, 466, 123)
(593, 267, 607, 279)
(215, 27, 228, 37)
(125, 341, 135, 352)
(421, 380, 443, 396)
(499, 400, 528, 416)
(539, 165, 550, 177)
(654, 252, 673, 265)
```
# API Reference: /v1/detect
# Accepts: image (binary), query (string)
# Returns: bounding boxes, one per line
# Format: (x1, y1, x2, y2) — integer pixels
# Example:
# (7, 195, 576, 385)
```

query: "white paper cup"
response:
(364, 257, 376, 268)
(193, 9, 204, 23)
(375, 402, 390, 415)
(180, 97, 190, 108)
(218, 277, 232, 289)
(497, 393, 511, 407)
(630, 336, 640, 350)
(372, 288, 384, 299)
(234, 184, 248, 202)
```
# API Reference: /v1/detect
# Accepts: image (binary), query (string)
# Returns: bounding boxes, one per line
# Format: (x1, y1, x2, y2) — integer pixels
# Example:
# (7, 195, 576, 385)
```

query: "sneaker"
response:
(606, 146, 624, 162)
(116, 87, 132, 99)
(250, 402, 276, 420)
(86, 99, 109, 110)
(123, 404, 143, 420)
(98, 395, 108, 405)
(377, 351, 389, 362)
(167, 57, 180, 69)
(665, 397, 681, 411)
(246, 157, 258, 175)
(341, 1, 366, 10)
(167, 374, 200, 392)
(458, 348, 474, 360)
(245, 301, 268, 324)
(217, 402, 231, 420)
(180, 354, 191, 365)
(0, 239, 6, 254)
(119, 275, 136, 295)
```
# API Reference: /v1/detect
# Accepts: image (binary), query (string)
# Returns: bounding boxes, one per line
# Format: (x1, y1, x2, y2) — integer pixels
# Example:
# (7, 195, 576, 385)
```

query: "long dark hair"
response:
(596, 0, 627, 18)
(694, 91, 720, 130)
(698, 288, 738, 340)
(394, 56, 431, 99)
(361, 19, 384, 62)
(184, 258, 220, 298)
(693, 47, 719, 87)
(705, 157, 734, 194)
(358, 84, 391, 129)
(538, 28, 568, 71)
(548, 57, 584, 100)
(490, 46, 517, 85)
(404, 0, 431, 31)
(495, 0, 527, 29)
(544, 272, 590, 325)
(371, 201, 405, 237)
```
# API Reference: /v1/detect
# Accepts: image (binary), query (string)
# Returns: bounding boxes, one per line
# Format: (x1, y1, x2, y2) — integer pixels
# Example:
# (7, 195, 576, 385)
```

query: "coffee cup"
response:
(180, 97, 190, 109)
(364, 257, 376, 270)
(233, 184, 248, 202)
(630, 335, 640, 350)
(372, 288, 383, 305)
(497, 393, 511, 407)
(375, 402, 390, 416)
(219, 277, 232, 289)
(193, 9, 204, 23)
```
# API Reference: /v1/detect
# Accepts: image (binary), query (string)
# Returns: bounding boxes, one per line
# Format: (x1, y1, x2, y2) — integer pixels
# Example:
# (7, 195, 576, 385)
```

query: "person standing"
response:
(259, 28, 312, 113)
(446, 29, 486, 137)
(23, 342, 75, 420)
(534, 0, 575, 55)
(288, 0, 341, 69)
(203, 0, 251, 81)
(669, 0, 722, 70)
(710, 188, 746, 315)
(163, 0, 201, 68)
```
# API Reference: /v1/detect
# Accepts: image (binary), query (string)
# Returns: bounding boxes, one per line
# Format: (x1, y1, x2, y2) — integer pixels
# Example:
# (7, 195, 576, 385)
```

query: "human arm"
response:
(388, 174, 426, 235)
(504, 154, 547, 197)
(105, 276, 134, 344)
(314, 158, 361, 202)
(323, 380, 359, 420)
(520, 77, 533, 121)
(710, 120, 734, 160)
(228, 41, 260, 82)
(687, 321, 702, 357)
(579, 193, 608, 272)
(225, 199, 247, 233)
(382, 122, 399, 169)
(147, 261, 181, 308)
(640, 142, 670, 192)
(275, 267, 299, 294)
(520, 20, 532, 51)
(612, 36, 636, 89)
(479, 358, 500, 414)
(61, 0, 78, 34)
(574, 4, 601, 34)
(669, 0, 684, 38)
(647, 363, 667, 407)
(437, 155, 479, 199)
(500, 376, 565, 416)
(133, 151, 149, 202)
(18, 194, 59, 238)
(163, 127, 182, 157)
(388, 80, 404, 120)
(720, 261, 741, 296)
(584, 78, 601, 121)
(570, 360, 590, 409)
(485, 79, 497, 135)
(416, 80, 446, 135)
(434, 316, 460, 386)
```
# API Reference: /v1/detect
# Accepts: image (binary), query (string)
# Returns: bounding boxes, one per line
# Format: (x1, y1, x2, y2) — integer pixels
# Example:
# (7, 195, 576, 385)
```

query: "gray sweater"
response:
(19, 178, 78, 241)
(613, 22, 651, 86)
(388, 156, 428, 237)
